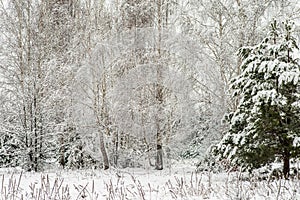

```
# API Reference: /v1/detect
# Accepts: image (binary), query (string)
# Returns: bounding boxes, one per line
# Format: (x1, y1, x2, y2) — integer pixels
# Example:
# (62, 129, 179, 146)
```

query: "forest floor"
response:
(0, 161, 300, 199)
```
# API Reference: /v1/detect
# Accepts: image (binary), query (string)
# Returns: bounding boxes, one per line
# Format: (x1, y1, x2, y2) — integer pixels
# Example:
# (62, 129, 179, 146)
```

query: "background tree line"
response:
(0, 0, 299, 172)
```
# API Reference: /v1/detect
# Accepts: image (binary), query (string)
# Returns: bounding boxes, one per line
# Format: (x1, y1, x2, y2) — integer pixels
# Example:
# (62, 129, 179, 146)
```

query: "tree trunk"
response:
(112, 131, 119, 167)
(59, 134, 65, 168)
(283, 151, 290, 179)
(33, 94, 39, 172)
(155, 108, 163, 170)
(154, 0, 163, 171)
(155, 141, 163, 170)
(99, 130, 109, 170)
(155, 84, 164, 170)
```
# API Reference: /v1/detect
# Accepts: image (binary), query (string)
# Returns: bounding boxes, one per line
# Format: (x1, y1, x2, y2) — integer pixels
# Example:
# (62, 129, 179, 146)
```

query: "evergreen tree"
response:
(216, 19, 300, 178)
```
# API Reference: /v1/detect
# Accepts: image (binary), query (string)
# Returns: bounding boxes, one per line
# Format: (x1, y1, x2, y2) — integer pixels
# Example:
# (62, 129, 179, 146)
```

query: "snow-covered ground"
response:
(0, 163, 300, 200)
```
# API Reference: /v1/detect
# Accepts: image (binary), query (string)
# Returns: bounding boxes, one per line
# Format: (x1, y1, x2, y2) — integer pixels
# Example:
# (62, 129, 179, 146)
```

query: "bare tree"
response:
(0, 0, 78, 171)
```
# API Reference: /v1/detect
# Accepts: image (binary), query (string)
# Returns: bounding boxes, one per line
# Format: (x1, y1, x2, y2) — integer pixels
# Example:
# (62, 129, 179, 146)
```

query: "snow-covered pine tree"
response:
(216, 19, 300, 178)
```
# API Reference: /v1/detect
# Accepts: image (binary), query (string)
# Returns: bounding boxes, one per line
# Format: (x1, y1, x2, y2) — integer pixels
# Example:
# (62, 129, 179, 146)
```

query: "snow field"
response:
(0, 166, 300, 199)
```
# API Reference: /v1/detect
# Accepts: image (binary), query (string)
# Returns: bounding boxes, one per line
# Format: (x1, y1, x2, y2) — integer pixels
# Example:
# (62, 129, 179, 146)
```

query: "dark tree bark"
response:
(283, 150, 290, 179)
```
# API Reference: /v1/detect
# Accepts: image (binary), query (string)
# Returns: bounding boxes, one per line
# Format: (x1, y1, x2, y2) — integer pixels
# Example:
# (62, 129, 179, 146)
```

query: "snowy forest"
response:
(1, 0, 300, 199)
